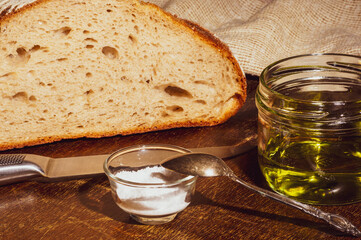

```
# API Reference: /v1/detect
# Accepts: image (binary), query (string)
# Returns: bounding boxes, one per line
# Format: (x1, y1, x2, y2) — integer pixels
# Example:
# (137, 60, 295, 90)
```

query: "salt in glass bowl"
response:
(104, 144, 197, 225)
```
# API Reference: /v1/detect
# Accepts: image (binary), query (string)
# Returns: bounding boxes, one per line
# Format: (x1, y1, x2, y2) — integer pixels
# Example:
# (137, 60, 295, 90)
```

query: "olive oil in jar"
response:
(256, 53, 361, 205)
(259, 135, 361, 205)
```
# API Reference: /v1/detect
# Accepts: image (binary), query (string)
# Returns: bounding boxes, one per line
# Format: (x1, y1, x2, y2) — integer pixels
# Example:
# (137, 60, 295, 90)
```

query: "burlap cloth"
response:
(147, 0, 361, 76)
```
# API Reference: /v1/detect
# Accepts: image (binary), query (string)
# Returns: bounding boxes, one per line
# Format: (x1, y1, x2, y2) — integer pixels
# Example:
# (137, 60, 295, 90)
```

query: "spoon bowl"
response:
(161, 153, 361, 237)
(162, 153, 231, 177)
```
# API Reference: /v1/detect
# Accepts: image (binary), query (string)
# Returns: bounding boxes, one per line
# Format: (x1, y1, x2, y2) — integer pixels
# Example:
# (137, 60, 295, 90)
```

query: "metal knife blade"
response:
(0, 139, 256, 185)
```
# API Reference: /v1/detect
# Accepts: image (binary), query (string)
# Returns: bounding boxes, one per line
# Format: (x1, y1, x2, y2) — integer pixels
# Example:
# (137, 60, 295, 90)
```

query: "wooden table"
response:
(0, 76, 360, 240)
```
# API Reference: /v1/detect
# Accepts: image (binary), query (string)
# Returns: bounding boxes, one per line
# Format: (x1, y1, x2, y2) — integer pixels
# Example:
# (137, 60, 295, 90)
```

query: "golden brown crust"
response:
(0, 0, 47, 22)
(0, 0, 247, 151)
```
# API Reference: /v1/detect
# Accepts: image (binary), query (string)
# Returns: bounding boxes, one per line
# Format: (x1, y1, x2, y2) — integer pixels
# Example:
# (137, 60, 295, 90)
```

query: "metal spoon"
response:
(161, 153, 361, 237)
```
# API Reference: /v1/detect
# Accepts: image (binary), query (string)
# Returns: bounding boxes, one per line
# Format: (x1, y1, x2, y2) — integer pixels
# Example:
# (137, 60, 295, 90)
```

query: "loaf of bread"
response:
(0, 0, 246, 151)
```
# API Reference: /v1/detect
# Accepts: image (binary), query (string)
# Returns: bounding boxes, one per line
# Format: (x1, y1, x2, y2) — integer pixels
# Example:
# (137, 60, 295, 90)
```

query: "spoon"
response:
(161, 153, 361, 237)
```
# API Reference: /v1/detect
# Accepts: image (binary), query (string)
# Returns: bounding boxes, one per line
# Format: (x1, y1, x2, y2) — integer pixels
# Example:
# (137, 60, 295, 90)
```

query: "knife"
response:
(0, 138, 256, 186)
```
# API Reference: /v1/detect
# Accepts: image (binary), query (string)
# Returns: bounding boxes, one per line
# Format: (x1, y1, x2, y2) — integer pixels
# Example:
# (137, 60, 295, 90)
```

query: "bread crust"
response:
(0, 0, 246, 151)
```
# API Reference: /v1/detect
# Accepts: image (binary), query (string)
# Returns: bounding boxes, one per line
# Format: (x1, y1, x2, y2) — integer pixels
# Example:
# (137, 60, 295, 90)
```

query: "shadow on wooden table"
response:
(190, 191, 345, 237)
(76, 176, 132, 223)
(74, 171, 345, 237)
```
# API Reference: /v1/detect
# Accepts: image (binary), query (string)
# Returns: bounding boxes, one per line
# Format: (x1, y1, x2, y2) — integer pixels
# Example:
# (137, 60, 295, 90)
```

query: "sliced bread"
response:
(0, 0, 246, 151)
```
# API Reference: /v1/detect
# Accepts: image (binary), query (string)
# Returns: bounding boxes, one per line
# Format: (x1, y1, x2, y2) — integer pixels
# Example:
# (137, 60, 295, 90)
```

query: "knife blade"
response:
(0, 138, 256, 186)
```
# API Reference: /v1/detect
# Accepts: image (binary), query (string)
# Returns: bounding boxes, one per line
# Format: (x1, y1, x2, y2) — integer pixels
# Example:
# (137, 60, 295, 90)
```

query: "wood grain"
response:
(0, 76, 360, 240)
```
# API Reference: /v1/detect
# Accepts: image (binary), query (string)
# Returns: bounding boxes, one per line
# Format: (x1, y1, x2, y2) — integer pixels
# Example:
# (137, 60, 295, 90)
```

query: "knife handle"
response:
(0, 154, 43, 186)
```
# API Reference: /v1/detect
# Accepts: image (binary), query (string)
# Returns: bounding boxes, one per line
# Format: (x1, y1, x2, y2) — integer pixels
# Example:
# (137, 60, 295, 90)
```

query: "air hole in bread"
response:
(29, 95, 37, 101)
(84, 38, 98, 42)
(195, 100, 207, 105)
(54, 26, 72, 37)
(12, 92, 28, 101)
(128, 34, 137, 44)
(56, 58, 68, 61)
(71, 1, 86, 6)
(8, 47, 31, 65)
(107, 9, 112, 12)
(134, 25, 139, 33)
(102, 46, 118, 59)
(162, 112, 170, 117)
(85, 89, 94, 95)
(86, 72, 92, 77)
(30, 45, 41, 52)
(166, 105, 184, 112)
(39, 118, 45, 121)
(164, 86, 193, 98)
(108, 99, 113, 102)
(194, 80, 209, 85)
(83, 30, 90, 34)
(86, 45, 94, 49)
(1, 72, 17, 78)
(77, 125, 84, 128)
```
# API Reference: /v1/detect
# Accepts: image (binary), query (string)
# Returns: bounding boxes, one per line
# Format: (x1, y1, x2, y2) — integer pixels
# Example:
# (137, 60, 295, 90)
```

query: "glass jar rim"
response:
(104, 144, 196, 187)
(257, 53, 361, 126)
(259, 53, 361, 104)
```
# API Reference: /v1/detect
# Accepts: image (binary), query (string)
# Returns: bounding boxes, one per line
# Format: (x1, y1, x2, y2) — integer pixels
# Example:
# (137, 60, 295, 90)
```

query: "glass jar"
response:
(256, 53, 361, 205)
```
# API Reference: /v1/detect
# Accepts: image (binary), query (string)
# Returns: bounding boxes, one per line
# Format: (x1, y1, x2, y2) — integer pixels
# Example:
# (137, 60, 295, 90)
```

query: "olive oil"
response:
(259, 136, 361, 205)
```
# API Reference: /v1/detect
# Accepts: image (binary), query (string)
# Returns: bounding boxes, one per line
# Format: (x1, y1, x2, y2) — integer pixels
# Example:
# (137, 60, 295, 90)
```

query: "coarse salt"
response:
(113, 165, 191, 216)
(116, 166, 172, 184)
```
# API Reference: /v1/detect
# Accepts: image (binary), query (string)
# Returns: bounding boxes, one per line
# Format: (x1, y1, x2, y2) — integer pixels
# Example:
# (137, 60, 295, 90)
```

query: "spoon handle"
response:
(229, 175, 361, 237)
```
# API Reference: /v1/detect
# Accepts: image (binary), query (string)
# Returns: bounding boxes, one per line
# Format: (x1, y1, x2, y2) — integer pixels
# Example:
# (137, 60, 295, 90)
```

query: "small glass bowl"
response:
(104, 144, 197, 225)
